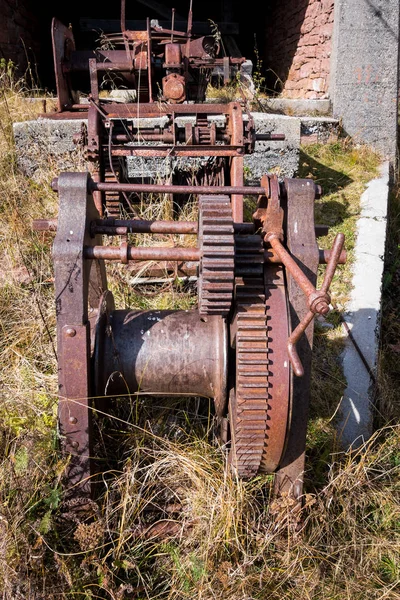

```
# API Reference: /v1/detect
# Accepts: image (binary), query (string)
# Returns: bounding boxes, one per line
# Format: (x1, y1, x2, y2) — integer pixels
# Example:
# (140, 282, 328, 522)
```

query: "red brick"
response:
(321, 0, 334, 12)
(300, 17, 315, 35)
(320, 58, 331, 73)
(306, 3, 322, 20)
(283, 79, 297, 90)
(315, 12, 328, 27)
(312, 77, 326, 92)
(299, 61, 313, 78)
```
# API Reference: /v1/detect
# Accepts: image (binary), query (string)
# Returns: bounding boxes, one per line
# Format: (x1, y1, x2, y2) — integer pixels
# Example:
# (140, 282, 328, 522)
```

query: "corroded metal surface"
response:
(53, 172, 106, 497)
(44, 166, 345, 504)
(198, 196, 234, 316)
(229, 235, 290, 478)
(94, 302, 228, 417)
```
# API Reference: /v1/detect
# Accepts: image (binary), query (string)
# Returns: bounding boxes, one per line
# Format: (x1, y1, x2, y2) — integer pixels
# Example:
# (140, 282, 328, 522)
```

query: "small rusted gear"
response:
(198, 195, 234, 316)
(104, 153, 122, 217)
(229, 234, 290, 479)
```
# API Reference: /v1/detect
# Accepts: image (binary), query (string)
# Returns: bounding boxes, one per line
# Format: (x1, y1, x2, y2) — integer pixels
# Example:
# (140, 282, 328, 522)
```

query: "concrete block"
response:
(14, 111, 300, 182)
(258, 98, 332, 116)
(331, 0, 399, 160)
(244, 113, 300, 182)
(301, 116, 340, 144)
(13, 118, 86, 177)
(338, 162, 389, 448)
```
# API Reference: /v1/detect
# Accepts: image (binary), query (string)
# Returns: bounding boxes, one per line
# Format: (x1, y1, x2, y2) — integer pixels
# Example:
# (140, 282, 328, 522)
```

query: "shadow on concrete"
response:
(364, 0, 399, 41)
(306, 305, 377, 489)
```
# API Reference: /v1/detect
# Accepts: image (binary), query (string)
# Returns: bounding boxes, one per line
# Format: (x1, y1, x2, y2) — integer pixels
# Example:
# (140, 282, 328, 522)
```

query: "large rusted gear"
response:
(229, 234, 291, 478)
(198, 195, 235, 316)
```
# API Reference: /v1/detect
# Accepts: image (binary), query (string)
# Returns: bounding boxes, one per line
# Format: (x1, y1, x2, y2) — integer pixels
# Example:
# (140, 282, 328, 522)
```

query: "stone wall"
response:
(0, 0, 41, 75)
(266, 0, 334, 99)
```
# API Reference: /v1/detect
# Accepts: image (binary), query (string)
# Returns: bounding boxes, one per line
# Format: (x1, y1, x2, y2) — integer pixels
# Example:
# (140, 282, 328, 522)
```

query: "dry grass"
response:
(0, 84, 399, 599)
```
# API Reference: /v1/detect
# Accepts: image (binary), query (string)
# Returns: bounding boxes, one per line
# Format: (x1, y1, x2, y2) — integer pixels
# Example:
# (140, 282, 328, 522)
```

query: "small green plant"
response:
(252, 36, 265, 95)
(0, 59, 16, 90)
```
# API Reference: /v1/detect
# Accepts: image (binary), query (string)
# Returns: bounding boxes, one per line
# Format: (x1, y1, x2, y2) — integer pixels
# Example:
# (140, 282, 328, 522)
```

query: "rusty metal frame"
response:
(51, 18, 76, 111)
(44, 171, 346, 503)
(273, 179, 320, 502)
(54, 173, 106, 497)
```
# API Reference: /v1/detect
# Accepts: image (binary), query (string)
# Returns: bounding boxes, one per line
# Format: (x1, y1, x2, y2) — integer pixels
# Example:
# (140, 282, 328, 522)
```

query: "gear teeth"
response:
(230, 233, 271, 479)
(198, 196, 234, 316)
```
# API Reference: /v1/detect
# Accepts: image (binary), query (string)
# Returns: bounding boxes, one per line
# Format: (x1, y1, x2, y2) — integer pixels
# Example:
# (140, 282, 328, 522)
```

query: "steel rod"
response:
(51, 179, 266, 195)
(93, 219, 198, 234)
(84, 245, 201, 261)
(268, 236, 317, 299)
(108, 146, 242, 157)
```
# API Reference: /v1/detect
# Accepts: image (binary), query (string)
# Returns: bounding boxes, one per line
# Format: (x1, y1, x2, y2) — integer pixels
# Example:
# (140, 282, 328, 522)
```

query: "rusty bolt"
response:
(314, 301, 330, 315)
(309, 292, 330, 315)
(65, 327, 76, 338)
(308, 290, 331, 315)
(71, 441, 79, 449)
(69, 416, 78, 424)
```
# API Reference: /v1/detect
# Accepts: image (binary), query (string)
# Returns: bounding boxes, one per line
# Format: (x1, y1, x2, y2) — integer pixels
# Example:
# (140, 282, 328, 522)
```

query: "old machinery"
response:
(32, 1, 346, 506)
(34, 172, 345, 502)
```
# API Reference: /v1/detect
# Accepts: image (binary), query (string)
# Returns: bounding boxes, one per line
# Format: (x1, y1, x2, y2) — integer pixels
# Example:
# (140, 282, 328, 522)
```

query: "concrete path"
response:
(338, 162, 390, 448)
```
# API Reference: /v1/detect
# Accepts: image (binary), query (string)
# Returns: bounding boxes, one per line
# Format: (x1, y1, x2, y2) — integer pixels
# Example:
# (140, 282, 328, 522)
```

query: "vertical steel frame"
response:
(53, 173, 106, 497)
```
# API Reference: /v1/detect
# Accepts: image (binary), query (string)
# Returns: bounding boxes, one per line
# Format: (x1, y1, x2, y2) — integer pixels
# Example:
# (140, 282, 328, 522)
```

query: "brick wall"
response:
(266, 0, 335, 99)
(0, 0, 41, 76)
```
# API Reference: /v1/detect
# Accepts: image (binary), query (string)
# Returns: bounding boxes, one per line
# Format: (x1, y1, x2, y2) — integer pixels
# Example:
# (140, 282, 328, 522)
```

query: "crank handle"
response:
(287, 233, 345, 377)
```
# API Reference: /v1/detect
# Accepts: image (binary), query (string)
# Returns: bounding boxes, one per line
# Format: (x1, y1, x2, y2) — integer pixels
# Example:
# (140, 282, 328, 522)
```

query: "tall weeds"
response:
(0, 83, 398, 599)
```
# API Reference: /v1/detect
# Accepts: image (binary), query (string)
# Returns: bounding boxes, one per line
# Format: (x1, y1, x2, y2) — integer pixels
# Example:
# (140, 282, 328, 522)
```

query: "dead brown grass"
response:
(0, 87, 399, 599)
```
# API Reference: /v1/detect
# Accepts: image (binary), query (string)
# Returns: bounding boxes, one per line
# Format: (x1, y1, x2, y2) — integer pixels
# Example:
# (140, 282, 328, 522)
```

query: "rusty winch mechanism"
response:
(47, 0, 281, 220)
(35, 173, 345, 502)
(34, 1, 346, 505)
(52, 0, 247, 108)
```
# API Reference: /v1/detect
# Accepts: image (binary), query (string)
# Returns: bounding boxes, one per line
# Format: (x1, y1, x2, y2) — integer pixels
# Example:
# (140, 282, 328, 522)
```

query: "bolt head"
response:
(69, 416, 78, 425)
(71, 441, 79, 449)
(65, 327, 76, 338)
(315, 301, 329, 315)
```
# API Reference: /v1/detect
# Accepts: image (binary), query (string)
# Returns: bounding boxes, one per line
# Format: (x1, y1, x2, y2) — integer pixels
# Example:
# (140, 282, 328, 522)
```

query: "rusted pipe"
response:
(268, 236, 317, 300)
(108, 147, 242, 157)
(84, 245, 201, 261)
(319, 248, 347, 265)
(32, 219, 337, 245)
(255, 133, 285, 141)
(320, 233, 345, 294)
(287, 310, 315, 377)
(32, 218, 58, 232)
(51, 177, 321, 199)
(33, 218, 256, 235)
(51, 178, 266, 195)
(92, 219, 198, 235)
(264, 248, 347, 265)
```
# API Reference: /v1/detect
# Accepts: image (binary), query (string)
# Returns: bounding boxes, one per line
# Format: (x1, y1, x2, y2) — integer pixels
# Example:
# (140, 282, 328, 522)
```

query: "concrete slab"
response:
(338, 162, 390, 448)
(301, 117, 340, 145)
(244, 113, 300, 183)
(259, 98, 332, 116)
(13, 111, 301, 181)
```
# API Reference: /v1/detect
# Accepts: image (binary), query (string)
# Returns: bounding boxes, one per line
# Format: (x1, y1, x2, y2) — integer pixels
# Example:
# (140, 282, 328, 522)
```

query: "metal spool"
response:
(93, 292, 229, 417)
